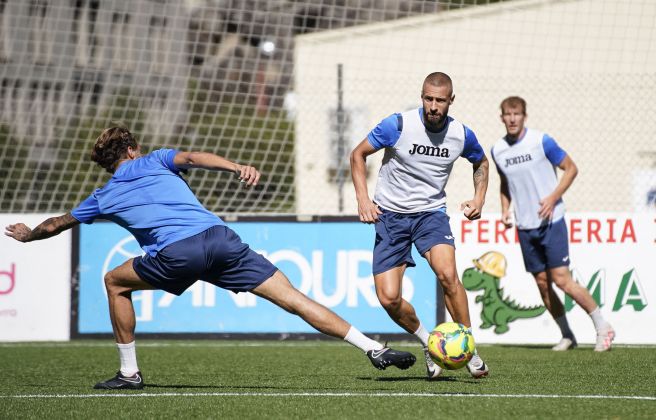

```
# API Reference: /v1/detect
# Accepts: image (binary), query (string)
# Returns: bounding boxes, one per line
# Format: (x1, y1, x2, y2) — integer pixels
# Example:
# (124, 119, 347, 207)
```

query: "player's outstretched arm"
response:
(173, 151, 260, 186)
(460, 155, 489, 220)
(350, 139, 381, 224)
(5, 213, 80, 243)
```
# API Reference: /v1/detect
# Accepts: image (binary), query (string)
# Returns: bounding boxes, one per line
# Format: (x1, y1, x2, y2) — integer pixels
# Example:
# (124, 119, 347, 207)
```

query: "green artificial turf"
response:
(0, 341, 654, 419)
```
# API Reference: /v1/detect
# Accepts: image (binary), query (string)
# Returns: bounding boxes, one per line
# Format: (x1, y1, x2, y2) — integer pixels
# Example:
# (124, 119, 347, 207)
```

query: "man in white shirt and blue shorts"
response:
(350, 72, 490, 379)
(491, 96, 615, 352)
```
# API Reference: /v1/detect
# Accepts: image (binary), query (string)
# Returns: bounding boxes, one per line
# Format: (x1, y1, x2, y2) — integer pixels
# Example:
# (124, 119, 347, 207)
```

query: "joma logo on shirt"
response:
(504, 154, 532, 167)
(408, 143, 450, 158)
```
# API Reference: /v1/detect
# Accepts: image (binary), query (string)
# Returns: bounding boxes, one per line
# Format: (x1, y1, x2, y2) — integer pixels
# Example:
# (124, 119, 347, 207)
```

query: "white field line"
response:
(1, 392, 654, 401)
(0, 342, 419, 348)
(1, 342, 654, 349)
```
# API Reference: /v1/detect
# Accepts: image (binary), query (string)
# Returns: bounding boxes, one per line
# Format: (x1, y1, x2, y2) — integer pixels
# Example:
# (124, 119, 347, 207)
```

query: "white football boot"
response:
(422, 347, 442, 380)
(466, 353, 489, 379)
(552, 336, 577, 351)
(594, 325, 616, 352)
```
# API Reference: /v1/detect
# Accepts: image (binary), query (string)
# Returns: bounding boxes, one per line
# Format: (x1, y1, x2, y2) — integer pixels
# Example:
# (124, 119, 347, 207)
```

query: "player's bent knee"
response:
(435, 269, 457, 284)
(103, 271, 132, 295)
(103, 272, 120, 294)
(377, 293, 402, 311)
(551, 274, 571, 290)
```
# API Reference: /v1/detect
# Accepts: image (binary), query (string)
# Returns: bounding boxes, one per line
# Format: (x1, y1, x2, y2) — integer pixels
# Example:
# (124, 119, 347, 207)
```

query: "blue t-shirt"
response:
(71, 149, 224, 256)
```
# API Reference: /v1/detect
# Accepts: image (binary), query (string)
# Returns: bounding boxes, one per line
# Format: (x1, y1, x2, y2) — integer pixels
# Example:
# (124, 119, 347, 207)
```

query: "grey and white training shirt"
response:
(490, 128, 567, 230)
(366, 108, 485, 213)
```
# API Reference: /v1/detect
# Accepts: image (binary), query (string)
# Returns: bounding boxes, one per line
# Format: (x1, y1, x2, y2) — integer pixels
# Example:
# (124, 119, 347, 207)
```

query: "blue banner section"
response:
(78, 222, 437, 334)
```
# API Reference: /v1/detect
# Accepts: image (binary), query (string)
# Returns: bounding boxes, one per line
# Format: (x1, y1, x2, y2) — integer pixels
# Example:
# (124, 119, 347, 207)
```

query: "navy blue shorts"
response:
(517, 218, 570, 274)
(372, 208, 455, 275)
(133, 225, 278, 296)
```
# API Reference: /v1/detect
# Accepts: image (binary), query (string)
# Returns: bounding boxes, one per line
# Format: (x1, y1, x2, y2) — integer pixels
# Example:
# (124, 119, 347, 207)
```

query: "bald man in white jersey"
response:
(491, 96, 615, 352)
(350, 72, 490, 379)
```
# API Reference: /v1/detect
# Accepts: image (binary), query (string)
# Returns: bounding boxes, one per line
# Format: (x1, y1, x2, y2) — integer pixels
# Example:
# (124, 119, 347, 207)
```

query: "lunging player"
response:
(5, 126, 416, 390)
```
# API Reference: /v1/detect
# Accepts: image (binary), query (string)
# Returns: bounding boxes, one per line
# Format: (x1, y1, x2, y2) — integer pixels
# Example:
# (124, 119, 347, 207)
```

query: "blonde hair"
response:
(500, 96, 527, 115)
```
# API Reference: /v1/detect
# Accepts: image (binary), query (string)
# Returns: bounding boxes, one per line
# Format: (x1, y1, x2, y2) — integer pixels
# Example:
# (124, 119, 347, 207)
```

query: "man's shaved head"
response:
(422, 72, 453, 97)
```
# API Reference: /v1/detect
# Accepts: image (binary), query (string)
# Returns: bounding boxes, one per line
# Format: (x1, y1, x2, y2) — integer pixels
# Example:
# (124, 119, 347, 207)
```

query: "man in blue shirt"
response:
(491, 96, 615, 352)
(5, 126, 416, 389)
(350, 72, 490, 380)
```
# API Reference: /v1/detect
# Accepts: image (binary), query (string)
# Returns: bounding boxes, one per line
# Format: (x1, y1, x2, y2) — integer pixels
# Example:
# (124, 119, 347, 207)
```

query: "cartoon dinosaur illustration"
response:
(462, 251, 546, 334)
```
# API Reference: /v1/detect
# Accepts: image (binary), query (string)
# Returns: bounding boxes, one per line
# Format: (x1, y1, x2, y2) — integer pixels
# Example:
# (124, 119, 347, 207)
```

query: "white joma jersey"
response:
(373, 109, 476, 213)
(491, 128, 566, 230)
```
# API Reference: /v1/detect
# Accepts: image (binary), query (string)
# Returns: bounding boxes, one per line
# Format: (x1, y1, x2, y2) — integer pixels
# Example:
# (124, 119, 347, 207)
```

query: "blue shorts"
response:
(133, 225, 278, 296)
(372, 208, 454, 275)
(517, 218, 570, 274)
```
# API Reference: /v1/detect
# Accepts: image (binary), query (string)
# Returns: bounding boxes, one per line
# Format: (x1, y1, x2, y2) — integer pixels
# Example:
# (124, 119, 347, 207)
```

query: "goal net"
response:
(1, 0, 654, 215)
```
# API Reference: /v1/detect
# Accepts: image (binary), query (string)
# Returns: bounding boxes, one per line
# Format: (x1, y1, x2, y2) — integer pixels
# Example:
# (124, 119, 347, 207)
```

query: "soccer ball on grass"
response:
(427, 322, 475, 370)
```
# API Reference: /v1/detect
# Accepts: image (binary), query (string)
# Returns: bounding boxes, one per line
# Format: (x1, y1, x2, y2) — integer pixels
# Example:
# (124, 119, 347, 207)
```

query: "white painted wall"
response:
(295, 0, 656, 215)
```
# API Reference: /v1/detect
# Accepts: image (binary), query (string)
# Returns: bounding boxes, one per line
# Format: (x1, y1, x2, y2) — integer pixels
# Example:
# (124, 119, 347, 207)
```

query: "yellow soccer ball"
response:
(427, 322, 476, 370)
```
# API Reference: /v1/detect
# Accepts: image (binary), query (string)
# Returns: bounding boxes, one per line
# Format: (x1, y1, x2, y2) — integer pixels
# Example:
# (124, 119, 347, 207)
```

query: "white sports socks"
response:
(588, 307, 608, 331)
(413, 323, 430, 348)
(117, 341, 139, 377)
(344, 326, 384, 352)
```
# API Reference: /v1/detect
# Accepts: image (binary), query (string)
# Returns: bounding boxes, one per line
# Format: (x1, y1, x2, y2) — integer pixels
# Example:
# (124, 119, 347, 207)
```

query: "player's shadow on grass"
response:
(356, 376, 460, 383)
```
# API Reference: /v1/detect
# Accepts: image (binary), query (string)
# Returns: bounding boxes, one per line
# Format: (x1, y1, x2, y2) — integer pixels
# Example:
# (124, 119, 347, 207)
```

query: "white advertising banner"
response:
(0, 214, 71, 341)
(452, 213, 655, 345)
